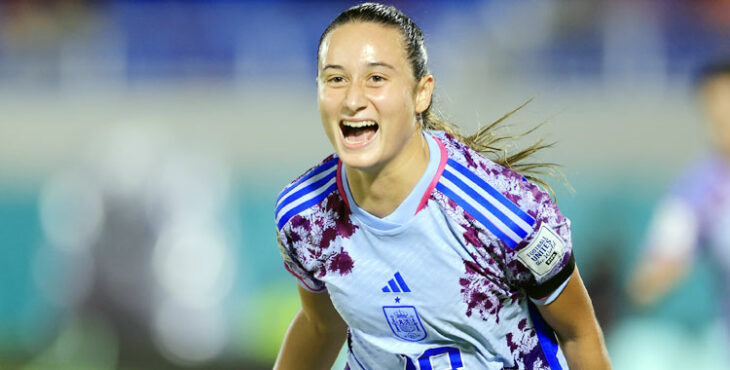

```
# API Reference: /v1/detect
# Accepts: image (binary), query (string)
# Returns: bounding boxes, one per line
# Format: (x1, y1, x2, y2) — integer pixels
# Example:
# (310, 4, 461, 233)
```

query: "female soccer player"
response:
(274, 3, 610, 369)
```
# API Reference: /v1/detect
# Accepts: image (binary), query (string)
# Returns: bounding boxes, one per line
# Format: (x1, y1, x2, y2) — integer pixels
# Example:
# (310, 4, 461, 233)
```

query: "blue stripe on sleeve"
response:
(276, 157, 338, 204)
(442, 169, 528, 239)
(447, 159, 535, 226)
(277, 183, 337, 230)
(436, 183, 517, 248)
(275, 170, 336, 215)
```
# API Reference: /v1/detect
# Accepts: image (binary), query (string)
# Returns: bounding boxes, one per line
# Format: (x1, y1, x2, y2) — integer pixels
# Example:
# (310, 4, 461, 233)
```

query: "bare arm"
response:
(537, 268, 611, 370)
(627, 198, 696, 307)
(274, 285, 348, 370)
(627, 256, 690, 307)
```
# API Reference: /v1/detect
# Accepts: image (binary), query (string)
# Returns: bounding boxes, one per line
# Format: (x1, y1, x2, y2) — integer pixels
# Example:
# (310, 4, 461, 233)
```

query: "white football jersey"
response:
(276, 131, 574, 369)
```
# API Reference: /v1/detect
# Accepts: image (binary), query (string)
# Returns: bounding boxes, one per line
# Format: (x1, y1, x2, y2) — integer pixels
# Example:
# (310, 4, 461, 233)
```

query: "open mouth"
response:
(340, 120, 379, 147)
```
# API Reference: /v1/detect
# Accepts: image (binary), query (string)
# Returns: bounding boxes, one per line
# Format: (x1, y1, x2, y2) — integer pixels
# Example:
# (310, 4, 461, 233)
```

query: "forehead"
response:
(319, 22, 408, 68)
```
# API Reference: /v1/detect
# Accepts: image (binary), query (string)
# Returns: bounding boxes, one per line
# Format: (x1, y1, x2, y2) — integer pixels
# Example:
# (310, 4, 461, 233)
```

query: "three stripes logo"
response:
(382, 272, 411, 293)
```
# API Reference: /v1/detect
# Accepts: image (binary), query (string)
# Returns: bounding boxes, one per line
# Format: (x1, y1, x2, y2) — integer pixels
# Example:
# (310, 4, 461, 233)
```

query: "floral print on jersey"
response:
(277, 156, 358, 291)
(435, 132, 572, 288)
(458, 259, 518, 323)
(431, 131, 572, 368)
(433, 190, 515, 323)
(281, 191, 357, 284)
(504, 318, 550, 370)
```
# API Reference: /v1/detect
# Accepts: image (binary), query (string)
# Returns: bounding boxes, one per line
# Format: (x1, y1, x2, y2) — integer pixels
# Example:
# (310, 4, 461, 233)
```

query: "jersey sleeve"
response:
(277, 227, 327, 293)
(507, 185, 575, 305)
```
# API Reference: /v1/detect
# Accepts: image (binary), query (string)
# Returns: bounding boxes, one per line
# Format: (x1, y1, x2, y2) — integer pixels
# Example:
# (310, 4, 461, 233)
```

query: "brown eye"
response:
(328, 76, 345, 84)
(369, 75, 385, 83)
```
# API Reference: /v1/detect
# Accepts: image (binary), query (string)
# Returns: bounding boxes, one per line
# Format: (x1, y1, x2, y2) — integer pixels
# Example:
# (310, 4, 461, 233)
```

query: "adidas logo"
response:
(381, 272, 411, 293)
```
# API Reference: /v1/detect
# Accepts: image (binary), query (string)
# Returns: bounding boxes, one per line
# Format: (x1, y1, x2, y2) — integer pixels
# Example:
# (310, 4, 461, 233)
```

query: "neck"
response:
(346, 131, 430, 218)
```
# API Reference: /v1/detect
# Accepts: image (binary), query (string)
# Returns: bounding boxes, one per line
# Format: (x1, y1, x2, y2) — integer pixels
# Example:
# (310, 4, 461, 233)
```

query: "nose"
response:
(343, 81, 367, 114)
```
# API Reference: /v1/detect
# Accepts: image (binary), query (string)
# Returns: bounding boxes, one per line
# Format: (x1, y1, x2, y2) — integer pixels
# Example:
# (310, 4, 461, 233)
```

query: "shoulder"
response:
(430, 131, 563, 248)
(431, 131, 574, 296)
(275, 154, 358, 279)
(275, 154, 342, 231)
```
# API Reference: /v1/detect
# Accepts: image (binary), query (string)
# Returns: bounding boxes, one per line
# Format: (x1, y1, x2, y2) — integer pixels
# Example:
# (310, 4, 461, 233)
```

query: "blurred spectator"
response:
(31, 124, 236, 369)
(628, 60, 730, 343)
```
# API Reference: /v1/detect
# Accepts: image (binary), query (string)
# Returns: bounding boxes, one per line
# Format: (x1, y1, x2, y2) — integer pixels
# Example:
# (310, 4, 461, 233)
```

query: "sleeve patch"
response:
(516, 223, 566, 279)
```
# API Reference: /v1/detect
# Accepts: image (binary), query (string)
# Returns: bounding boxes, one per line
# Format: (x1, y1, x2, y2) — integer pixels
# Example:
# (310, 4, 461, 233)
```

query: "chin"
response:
(337, 150, 382, 172)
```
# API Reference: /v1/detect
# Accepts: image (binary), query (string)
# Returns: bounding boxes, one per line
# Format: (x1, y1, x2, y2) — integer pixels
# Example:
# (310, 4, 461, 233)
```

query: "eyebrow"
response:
(321, 62, 396, 71)
(367, 62, 396, 70)
(322, 64, 344, 71)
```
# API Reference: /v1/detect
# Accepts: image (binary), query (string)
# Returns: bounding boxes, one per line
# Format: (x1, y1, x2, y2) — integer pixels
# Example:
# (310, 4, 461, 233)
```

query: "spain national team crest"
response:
(382, 305, 427, 342)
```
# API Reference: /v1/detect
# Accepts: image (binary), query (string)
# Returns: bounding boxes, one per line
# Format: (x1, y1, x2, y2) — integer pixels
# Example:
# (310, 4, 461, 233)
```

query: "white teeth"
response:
(342, 120, 377, 128)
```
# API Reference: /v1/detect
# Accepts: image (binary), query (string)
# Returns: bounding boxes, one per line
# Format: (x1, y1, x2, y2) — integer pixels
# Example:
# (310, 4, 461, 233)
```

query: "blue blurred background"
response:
(0, 0, 729, 368)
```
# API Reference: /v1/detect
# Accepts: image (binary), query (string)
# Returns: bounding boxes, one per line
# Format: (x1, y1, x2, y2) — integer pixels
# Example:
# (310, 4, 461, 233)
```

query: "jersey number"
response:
(404, 346, 463, 370)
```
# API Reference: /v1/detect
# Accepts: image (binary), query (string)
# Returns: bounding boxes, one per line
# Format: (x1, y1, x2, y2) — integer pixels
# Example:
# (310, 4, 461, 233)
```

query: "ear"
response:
(415, 74, 434, 114)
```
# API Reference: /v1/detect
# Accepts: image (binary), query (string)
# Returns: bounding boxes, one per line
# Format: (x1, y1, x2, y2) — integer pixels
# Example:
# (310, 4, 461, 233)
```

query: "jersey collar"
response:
(337, 132, 447, 231)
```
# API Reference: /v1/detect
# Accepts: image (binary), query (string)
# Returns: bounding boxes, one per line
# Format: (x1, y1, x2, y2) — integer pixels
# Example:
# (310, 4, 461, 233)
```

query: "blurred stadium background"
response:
(0, 0, 728, 369)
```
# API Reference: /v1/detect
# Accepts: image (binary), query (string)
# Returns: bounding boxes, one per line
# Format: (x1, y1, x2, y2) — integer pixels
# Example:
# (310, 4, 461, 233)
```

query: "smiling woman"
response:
(317, 19, 433, 217)
(273, 3, 610, 370)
